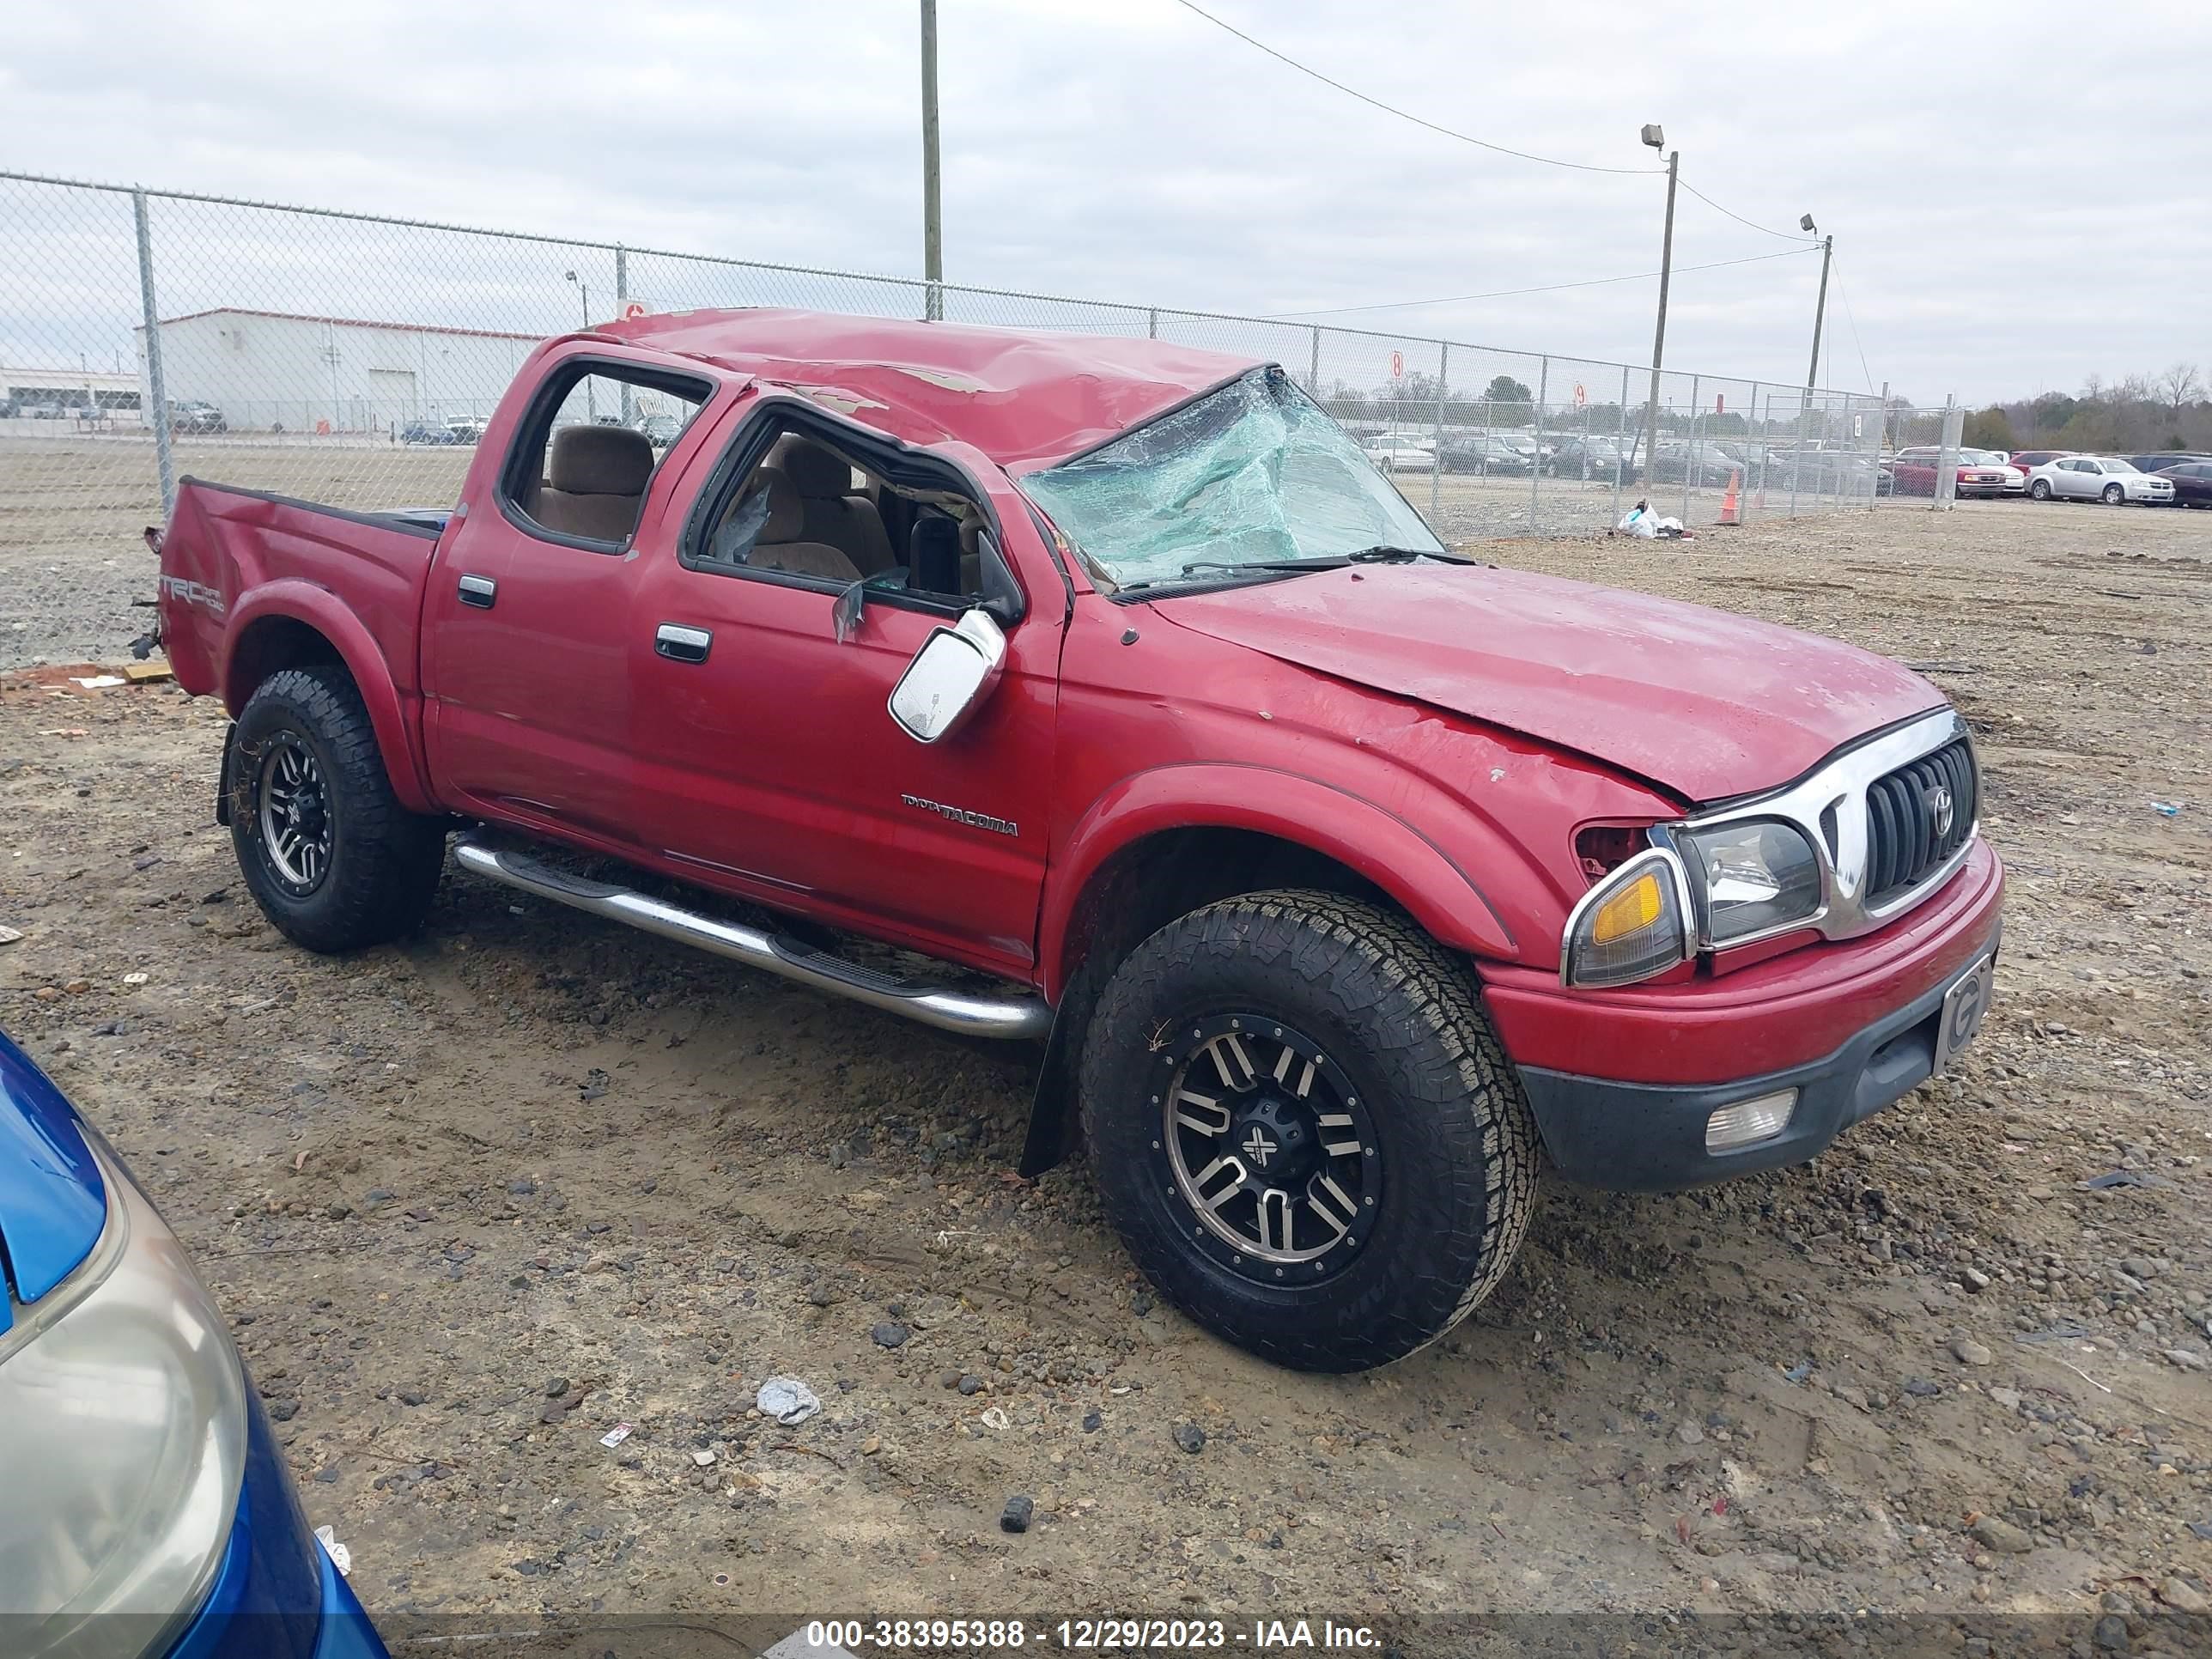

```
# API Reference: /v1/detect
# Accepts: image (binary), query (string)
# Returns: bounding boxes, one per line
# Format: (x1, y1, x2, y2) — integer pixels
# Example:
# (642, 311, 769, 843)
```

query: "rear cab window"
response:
(496, 360, 714, 551)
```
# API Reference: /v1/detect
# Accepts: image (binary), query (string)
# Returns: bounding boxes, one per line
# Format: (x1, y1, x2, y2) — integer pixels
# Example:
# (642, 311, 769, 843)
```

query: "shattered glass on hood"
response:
(1018, 368, 1443, 586)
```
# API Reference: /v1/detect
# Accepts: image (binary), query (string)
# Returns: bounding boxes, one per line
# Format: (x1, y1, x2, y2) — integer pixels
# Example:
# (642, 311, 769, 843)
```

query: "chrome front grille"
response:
(1864, 738, 1978, 906)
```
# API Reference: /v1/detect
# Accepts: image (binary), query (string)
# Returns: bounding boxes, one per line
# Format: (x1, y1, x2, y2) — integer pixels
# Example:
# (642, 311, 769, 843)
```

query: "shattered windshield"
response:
(1018, 368, 1444, 588)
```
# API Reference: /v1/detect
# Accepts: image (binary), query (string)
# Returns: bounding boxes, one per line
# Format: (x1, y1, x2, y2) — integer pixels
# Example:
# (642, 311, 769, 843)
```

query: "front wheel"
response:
(2102, 482, 2124, 505)
(1079, 890, 1539, 1371)
(230, 665, 447, 952)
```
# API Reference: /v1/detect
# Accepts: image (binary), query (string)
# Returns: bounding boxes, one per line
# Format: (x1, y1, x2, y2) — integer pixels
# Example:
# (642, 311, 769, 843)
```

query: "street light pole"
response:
(1804, 230, 1833, 392)
(1639, 128, 1677, 483)
(565, 270, 596, 421)
(920, 0, 944, 322)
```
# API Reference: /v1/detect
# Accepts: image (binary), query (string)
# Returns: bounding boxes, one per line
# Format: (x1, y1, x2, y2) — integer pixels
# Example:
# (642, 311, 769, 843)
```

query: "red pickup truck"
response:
(154, 308, 2003, 1372)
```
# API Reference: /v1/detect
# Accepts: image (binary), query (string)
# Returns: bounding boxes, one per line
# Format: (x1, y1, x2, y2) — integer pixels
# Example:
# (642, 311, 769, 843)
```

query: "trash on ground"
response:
(123, 659, 173, 684)
(313, 1524, 352, 1577)
(1782, 1360, 1814, 1383)
(979, 1406, 1009, 1431)
(598, 1422, 634, 1449)
(69, 674, 125, 690)
(1613, 501, 1690, 540)
(2151, 800, 2183, 817)
(123, 970, 149, 986)
(0, 927, 21, 945)
(757, 1376, 823, 1425)
(2079, 1168, 2172, 1191)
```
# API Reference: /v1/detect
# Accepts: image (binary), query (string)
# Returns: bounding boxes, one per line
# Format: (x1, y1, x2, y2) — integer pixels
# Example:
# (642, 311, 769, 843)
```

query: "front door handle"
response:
(655, 623, 713, 664)
(457, 574, 496, 609)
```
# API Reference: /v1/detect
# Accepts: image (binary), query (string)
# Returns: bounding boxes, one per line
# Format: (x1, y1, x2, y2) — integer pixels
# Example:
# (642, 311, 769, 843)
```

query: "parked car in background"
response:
(1769, 449, 1881, 495)
(1650, 441, 1741, 487)
(1884, 447, 2023, 498)
(2146, 459, 2212, 507)
(1547, 436, 1638, 480)
(168, 400, 228, 434)
(1359, 433, 1434, 472)
(399, 417, 459, 445)
(1436, 434, 1533, 475)
(445, 416, 488, 444)
(2025, 455, 2176, 506)
(2124, 453, 2212, 480)
(0, 1031, 388, 1659)
(2004, 449, 2073, 474)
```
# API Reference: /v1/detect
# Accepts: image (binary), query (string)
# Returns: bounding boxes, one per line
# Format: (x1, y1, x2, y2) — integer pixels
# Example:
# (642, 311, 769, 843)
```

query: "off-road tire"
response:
(1078, 889, 1539, 1371)
(229, 665, 446, 952)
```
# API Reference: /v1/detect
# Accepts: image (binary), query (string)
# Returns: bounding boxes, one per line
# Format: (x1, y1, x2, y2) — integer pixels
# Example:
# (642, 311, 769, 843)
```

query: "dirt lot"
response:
(2, 501, 2209, 1649)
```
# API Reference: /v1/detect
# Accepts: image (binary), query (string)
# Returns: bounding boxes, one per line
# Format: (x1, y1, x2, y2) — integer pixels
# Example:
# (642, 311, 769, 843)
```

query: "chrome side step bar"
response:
(452, 835, 1052, 1041)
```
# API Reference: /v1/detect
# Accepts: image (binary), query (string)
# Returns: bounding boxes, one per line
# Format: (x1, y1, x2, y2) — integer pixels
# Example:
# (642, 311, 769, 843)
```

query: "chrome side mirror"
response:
(888, 607, 1007, 744)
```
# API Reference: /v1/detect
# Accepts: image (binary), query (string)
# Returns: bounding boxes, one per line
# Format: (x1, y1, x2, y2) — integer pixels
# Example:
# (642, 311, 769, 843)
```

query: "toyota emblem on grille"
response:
(1925, 784, 1955, 837)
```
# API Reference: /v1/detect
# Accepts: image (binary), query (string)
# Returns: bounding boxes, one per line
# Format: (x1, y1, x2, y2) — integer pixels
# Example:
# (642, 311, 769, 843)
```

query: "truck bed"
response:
(156, 477, 444, 707)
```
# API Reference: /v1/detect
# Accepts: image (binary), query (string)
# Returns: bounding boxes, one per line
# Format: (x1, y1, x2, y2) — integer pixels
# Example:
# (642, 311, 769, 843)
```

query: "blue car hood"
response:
(0, 1033, 107, 1332)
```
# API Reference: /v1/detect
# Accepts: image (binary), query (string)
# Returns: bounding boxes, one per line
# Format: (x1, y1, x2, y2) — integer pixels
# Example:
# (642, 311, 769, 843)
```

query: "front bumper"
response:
(1519, 935, 1996, 1190)
(166, 1390, 386, 1659)
(1483, 839, 2002, 1192)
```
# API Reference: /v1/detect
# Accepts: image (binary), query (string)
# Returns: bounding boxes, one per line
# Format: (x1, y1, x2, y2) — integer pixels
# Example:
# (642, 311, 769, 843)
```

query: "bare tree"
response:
(2160, 362, 2203, 413)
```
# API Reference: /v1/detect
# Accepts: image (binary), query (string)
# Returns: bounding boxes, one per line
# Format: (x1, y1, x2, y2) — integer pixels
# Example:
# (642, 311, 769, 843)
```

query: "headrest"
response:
(746, 467, 805, 542)
(910, 514, 961, 559)
(549, 424, 653, 495)
(775, 437, 856, 499)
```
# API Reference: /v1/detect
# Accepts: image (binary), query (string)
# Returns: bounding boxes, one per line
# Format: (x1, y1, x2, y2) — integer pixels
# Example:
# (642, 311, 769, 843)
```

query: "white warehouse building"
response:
(136, 309, 542, 434)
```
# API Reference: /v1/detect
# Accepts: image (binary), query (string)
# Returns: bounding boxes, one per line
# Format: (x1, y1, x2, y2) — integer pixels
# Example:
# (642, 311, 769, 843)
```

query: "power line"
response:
(1170, 0, 1661, 176)
(1267, 246, 1822, 319)
(1830, 257, 1877, 393)
(1676, 179, 1821, 244)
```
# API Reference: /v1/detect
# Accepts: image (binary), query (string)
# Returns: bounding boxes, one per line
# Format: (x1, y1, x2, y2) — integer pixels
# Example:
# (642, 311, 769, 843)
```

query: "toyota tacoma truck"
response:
(152, 308, 2003, 1373)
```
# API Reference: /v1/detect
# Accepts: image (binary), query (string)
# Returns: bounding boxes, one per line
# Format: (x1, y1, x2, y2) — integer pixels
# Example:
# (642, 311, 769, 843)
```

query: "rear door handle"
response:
(457, 574, 496, 609)
(655, 623, 713, 664)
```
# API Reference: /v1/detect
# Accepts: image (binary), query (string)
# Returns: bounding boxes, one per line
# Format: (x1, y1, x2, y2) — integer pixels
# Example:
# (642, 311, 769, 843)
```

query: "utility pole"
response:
(921, 0, 944, 321)
(1639, 128, 1676, 481)
(1804, 232, 1834, 392)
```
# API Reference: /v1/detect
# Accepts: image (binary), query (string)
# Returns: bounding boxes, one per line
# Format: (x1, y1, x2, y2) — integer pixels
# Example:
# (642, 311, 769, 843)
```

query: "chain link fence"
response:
(0, 170, 1923, 664)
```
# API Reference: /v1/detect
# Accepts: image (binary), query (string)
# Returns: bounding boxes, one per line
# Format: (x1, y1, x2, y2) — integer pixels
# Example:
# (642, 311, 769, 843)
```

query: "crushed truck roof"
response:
(597, 307, 1263, 470)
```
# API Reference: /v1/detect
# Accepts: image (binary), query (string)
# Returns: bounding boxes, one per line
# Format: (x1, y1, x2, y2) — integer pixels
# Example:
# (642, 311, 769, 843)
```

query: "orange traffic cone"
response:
(1720, 468, 1742, 526)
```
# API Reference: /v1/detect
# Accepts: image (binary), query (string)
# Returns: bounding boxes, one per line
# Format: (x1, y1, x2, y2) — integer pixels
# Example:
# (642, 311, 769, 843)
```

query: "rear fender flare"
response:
(221, 580, 434, 814)
(1040, 763, 1518, 1000)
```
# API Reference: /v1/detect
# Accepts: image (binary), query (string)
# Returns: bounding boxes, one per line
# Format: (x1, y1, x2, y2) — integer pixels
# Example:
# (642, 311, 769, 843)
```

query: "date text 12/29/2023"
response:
(802, 1619, 1382, 1651)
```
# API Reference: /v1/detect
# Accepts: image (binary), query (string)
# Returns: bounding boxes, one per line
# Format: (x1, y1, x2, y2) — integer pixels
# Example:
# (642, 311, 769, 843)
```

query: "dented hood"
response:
(1152, 562, 1946, 803)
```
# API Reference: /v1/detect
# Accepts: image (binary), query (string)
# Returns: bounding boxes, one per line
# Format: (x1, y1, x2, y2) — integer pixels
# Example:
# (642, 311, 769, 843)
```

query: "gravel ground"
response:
(2, 500, 2209, 1650)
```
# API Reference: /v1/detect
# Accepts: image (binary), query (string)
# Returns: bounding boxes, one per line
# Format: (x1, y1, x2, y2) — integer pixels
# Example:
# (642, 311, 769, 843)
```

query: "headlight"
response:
(0, 1138, 247, 1659)
(1674, 817, 1824, 945)
(1560, 847, 1692, 988)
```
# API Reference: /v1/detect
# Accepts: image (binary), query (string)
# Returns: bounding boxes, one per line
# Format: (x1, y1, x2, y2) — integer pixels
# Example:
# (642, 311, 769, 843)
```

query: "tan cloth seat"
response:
(532, 425, 653, 543)
(714, 465, 860, 584)
(770, 436, 896, 574)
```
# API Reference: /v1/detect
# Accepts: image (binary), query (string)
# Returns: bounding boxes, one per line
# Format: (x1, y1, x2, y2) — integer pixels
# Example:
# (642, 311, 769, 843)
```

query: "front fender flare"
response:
(1039, 762, 1518, 1000)
(221, 580, 435, 814)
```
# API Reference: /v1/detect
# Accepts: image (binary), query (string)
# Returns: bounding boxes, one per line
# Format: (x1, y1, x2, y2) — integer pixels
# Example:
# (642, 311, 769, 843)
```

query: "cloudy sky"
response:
(6, 0, 2208, 404)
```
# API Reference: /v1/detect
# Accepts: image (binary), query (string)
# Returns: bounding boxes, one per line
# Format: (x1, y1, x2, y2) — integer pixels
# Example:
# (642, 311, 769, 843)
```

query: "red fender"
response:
(1041, 763, 1519, 1000)
(221, 580, 436, 814)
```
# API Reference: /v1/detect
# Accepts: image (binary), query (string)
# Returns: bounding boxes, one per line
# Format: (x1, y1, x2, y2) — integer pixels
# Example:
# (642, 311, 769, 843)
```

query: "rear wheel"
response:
(1079, 890, 1539, 1371)
(230, 665, 446, 952)
(2030, 478, 2051, 501)
(2102, 482, 2125, 505)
